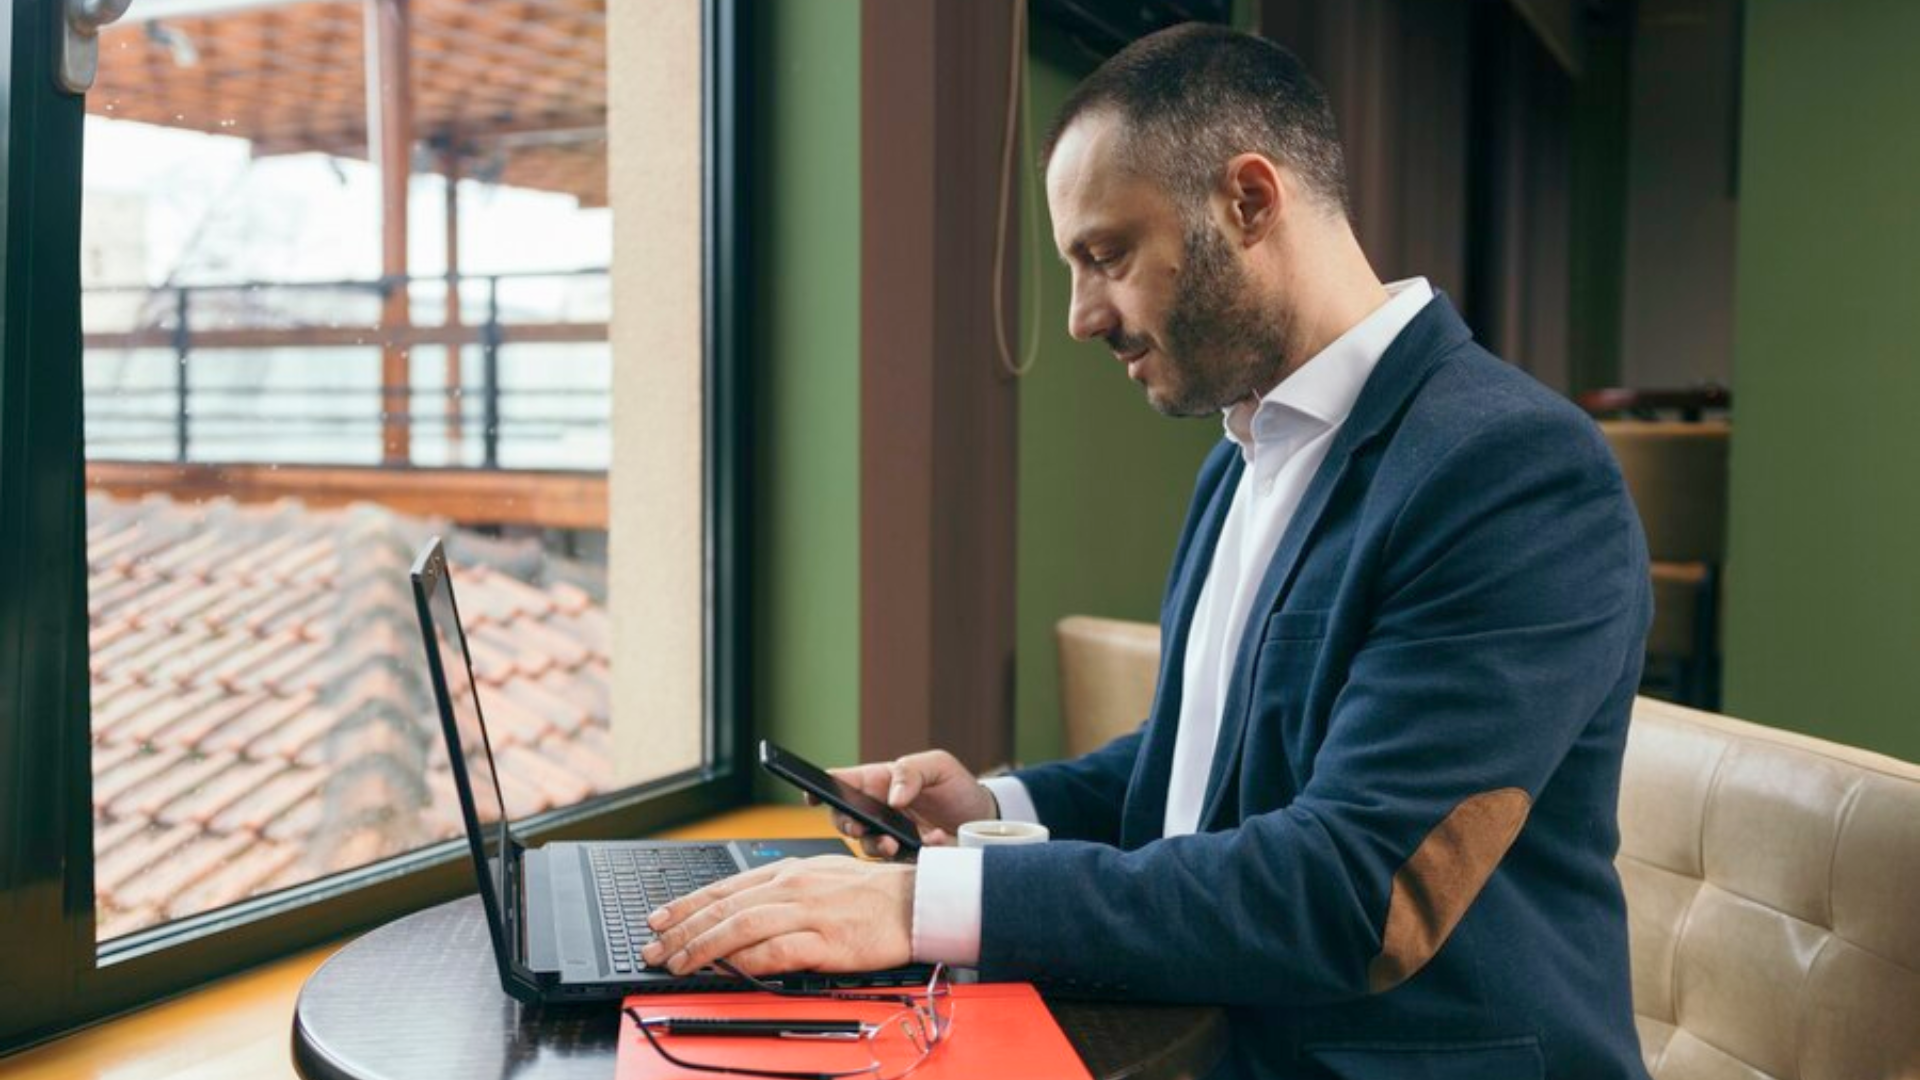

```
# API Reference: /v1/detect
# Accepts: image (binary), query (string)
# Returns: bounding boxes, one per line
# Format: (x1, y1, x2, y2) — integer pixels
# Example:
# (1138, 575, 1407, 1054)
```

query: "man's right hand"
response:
(818, 750, 998, 858)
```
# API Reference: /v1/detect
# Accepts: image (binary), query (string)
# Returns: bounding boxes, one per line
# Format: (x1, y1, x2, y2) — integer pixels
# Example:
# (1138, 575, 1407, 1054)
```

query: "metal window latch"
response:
(57, 0, 134, 95)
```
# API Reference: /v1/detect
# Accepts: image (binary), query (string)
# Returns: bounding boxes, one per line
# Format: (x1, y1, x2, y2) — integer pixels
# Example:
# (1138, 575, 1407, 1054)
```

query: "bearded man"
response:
(643, 23, 1653, 1080)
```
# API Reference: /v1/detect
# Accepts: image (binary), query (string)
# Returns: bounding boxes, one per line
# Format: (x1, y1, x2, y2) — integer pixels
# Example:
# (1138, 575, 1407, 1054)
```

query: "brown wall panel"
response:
(860, 0, 1020, 770)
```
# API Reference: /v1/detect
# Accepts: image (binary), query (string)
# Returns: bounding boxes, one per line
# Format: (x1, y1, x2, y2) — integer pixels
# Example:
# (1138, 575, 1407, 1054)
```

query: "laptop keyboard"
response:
(590, 845, 737, 974)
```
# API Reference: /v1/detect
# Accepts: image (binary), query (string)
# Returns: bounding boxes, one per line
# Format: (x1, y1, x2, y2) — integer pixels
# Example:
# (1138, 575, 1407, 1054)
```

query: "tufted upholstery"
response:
(1054, 617, 1920, 1078)
(1618, 697, 1920, 1080)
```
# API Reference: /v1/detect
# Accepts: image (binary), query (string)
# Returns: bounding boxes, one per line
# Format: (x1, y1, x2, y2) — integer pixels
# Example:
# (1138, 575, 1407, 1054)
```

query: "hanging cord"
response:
(992, 0, 1043, 378)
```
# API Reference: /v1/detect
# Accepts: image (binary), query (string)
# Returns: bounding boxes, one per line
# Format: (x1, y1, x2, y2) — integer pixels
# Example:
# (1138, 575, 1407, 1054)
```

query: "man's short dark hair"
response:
(1044, 23, 1349, 220)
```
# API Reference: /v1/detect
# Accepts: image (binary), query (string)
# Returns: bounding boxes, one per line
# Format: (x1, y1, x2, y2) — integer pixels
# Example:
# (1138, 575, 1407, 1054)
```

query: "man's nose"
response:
(1066, 276, 1115, 342)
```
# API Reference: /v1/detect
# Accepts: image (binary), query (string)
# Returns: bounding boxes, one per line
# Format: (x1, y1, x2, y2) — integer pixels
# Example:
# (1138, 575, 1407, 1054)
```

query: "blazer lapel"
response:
(1194, 294, 1475, 830)
(1119, 448, 1243, 848)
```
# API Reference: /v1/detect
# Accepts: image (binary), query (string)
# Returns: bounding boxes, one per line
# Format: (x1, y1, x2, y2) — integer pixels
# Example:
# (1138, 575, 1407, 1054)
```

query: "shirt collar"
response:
(1223, 277, 1435, 455)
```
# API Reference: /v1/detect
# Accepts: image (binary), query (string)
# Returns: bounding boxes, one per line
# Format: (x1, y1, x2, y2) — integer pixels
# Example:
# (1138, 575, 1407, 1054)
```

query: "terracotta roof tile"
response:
(208, 764, 325, 835)
(480, 571, 559, 622)
(472, 688, 556, 751)
(119, 684, 228, 745)
(251, 845, 331, 896)
(201, 631, 302, 693)
(249, 638, 333, 697)
(506, 742, 597, 807)
(98, 904, 165, 943)
(262, 794, 328, 844)
(91, 738, 144, 778)
(138, 524, 232, 580)
(158, 755, 287, 828)
(538, 667, 609, 727)
(91, 679, 174, 738)
(195, 578, 284, 633)
(163, 840, 301, 921)
(93, 746, 189, 810)
(514, 616, 594, 670)
(111, 749, 239, 820)
(92, 814, 149, 858)
(463, 633, 516, 687)
(120, 630, 206, 687)
(497, 675, 594, 737)
(245, 702, 341, 766)
(86, 493, 616, 940)
(115, 572, 207, 630)
(96, 820, 201, 894)
(91, 623, 171, 676)
(264, 535, 337, 586)
(235, 584, 326, 639)
(422, 767, 466, 837)
(321, 830, 407, 876)
(88, 611, 142, 655)
(550, 607, 610, 654)
(496, 766, 554, 820)
(114, 830, 257, 913)
(573, 720, 611, 757)
(549, 580, 593, 617)
(186, 690, 297, 754)
(217, 530, 306, 583)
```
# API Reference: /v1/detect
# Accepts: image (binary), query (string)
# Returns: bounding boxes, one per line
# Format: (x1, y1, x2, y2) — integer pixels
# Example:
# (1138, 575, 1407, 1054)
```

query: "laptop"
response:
(409, 537, 927, 1004)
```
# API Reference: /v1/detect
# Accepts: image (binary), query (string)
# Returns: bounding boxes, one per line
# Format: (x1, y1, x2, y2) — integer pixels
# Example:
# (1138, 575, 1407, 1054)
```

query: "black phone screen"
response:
(758, 740, 923, 853)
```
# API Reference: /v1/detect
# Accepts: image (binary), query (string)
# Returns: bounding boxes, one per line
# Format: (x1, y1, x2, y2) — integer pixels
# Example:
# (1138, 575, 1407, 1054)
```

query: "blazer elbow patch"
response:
(1367, 787, 1532, 994)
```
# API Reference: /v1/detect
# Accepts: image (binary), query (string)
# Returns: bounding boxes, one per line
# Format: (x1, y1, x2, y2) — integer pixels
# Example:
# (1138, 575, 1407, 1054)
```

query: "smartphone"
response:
(758, 740, 923, 856)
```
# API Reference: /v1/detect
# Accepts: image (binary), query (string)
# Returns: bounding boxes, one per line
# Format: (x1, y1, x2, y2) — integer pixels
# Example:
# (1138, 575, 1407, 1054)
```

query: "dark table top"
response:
(292, 896, 1226, 1080)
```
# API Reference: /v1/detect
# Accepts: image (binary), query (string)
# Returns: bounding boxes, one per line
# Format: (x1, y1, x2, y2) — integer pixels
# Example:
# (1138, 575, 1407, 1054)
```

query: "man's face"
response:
(1046, 114, 1287, 417)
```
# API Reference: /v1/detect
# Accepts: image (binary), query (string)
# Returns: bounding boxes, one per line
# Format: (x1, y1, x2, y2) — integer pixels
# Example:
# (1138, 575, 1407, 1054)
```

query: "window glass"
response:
(79, 0, 688, 942)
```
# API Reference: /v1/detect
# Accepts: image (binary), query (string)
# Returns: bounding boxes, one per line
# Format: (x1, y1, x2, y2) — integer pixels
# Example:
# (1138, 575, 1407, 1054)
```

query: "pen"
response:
(637, 1017, 873, 1040)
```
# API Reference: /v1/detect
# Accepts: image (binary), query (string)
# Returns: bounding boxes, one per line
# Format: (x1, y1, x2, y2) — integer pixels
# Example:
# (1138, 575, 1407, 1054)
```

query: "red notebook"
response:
(615, 982, 1093, 1080)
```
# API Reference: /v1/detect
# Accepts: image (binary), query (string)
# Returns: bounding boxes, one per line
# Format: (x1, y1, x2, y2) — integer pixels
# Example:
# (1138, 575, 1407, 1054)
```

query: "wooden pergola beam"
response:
(87, 462, 609, 530)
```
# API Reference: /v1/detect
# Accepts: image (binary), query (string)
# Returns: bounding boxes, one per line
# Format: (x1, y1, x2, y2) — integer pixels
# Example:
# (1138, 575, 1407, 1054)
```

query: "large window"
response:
(0, 0, 747, 1051)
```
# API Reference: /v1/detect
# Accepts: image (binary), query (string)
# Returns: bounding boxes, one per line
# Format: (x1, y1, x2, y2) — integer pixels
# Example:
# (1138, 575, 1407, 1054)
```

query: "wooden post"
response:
(859, 0, 1020, 771)
(441, 143, 463, 457)
(366, 0, 413, 465)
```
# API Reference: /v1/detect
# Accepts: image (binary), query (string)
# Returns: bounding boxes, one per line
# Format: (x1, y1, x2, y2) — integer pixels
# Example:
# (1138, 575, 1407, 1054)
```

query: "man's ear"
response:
(1220, 153, 1284, 247)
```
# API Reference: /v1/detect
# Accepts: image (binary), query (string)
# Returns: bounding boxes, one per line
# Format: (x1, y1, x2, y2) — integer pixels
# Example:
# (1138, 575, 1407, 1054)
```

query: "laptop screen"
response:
(418, 543, 514, 922)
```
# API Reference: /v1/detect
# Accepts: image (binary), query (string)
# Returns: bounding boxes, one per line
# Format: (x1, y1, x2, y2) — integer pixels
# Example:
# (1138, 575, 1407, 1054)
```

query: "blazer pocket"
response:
(1251, 611, 1326, 733)
(1303, 1036, 1544, 1080)
(1262, 608, 1330, 643)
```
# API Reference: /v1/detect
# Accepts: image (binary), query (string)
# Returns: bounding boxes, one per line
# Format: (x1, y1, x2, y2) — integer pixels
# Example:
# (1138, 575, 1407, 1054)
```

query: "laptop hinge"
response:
(506, 836, 529, 966)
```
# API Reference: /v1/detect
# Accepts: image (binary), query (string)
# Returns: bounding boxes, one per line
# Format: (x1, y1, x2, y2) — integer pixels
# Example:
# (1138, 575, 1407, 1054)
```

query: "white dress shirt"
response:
(911, 278, 1436, 967)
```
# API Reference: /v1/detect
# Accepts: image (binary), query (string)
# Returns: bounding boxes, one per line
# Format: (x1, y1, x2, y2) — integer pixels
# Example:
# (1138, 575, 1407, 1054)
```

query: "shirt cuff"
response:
(910, 846, 984, 967)
(979, 776, 1041, 825)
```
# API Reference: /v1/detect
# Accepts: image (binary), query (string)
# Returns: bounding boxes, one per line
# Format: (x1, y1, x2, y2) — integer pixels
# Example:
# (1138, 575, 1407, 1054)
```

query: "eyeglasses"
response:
(623, 963, 955, 1080)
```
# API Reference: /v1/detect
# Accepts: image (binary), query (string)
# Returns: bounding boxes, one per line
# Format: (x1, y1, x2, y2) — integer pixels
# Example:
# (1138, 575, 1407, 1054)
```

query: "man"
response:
(644, 23, 1652, 1080)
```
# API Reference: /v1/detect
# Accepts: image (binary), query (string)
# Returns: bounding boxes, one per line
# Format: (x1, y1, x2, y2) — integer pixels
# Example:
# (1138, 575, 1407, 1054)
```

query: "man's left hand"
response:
(640, 856, 915, 977)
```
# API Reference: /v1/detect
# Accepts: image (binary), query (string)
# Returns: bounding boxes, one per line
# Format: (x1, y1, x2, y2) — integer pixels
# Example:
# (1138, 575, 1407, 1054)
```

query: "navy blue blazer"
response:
(979, 296, 1653, 1080)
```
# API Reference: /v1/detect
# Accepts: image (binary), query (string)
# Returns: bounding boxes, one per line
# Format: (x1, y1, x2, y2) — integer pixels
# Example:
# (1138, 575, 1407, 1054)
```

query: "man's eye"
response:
(1088, 252, 1123, 270)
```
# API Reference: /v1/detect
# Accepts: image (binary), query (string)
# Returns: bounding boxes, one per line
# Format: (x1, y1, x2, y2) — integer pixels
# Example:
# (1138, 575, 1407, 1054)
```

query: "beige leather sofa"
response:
(1055, 616, 1920, 1079)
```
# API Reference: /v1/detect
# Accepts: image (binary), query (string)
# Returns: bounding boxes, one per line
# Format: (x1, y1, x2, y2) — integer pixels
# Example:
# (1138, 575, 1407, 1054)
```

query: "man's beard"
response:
(1140, 223, 1289, 418)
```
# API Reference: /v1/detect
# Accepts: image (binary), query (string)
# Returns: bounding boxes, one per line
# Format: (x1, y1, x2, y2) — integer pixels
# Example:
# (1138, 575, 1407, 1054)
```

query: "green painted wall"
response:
(751, 1, 862, 799)
(1721, 0, 1920, 762)
(1011, 24, 1227, 766)
(747, 4, 1284, 777)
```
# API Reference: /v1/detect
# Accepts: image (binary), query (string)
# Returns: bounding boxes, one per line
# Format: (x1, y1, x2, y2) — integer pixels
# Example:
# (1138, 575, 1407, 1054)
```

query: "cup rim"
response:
(958, 819, 1049, 841)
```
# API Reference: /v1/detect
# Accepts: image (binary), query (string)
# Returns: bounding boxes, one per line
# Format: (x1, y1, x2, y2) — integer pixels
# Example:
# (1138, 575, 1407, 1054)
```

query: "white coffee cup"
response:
(957, 820, 1050, 848)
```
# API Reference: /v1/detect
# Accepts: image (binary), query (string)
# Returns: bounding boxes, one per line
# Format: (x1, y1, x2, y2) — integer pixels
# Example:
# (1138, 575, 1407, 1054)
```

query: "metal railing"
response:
(82, 269, 611, 471)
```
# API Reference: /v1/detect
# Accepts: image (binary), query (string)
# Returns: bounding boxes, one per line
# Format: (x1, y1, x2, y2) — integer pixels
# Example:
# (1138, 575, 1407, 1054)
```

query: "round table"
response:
(293, 896, 1227, 1080)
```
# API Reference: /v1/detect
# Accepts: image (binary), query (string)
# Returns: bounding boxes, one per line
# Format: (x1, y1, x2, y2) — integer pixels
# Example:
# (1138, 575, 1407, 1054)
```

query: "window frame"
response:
(0, 0, 752, 1052)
